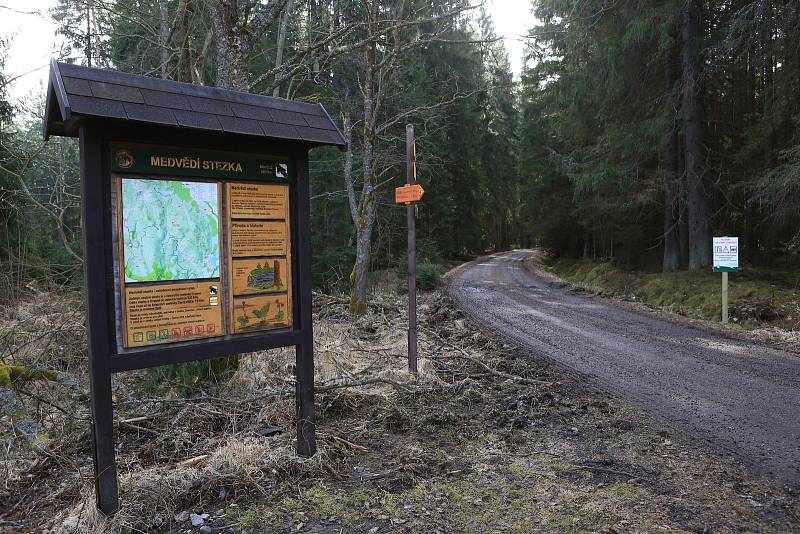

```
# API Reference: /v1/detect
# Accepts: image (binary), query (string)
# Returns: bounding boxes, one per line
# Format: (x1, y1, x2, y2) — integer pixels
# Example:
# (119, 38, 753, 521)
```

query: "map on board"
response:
(121, 179, 220, 283)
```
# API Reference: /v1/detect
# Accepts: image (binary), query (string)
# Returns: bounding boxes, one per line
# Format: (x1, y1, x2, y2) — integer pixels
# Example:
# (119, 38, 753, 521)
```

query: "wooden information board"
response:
(123, 281, 223, 347)
(113, 148, 293, 349)
(44, 59, 346, 517)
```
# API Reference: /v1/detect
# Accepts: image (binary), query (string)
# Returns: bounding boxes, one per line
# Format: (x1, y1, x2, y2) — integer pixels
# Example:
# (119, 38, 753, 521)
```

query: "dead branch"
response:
(421, 326, 553, 386)
(328, 435, 368, 452)
(171, 454, 210, 469)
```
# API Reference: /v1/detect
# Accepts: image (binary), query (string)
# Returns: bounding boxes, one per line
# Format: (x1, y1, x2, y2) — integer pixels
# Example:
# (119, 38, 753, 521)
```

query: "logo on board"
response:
(114, 149, 134, 169)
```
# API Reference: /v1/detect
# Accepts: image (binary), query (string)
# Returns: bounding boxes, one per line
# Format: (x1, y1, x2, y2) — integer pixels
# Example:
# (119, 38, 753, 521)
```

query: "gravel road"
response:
(450, 250, 800, 487)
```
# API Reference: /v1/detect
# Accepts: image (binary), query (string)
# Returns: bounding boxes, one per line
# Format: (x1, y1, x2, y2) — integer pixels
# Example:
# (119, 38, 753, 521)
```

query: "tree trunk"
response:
(273, 0, 295, 97)
(348, 2, 380, 315)
(678, 183, 690, 267)
(349, 203, 374, 315)
(583, 229, 591, 260)
(341, 101, 371, 314)
(682, 0, 710, 269)
(175, 0, 193, 83)
(663, 142, 681, 271)
(762, 0, 774, 167)
(85, 4, 92, 67)
(204, 0, 287, 91)
(159, 0, 170, 78)
(217, 30, 250, 91)
(349, 131, 377, 314)
(663, 26, 681, 272)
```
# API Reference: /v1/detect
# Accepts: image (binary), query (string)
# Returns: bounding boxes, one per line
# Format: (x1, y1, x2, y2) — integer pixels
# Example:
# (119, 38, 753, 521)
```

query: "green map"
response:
(121, 179, 220, 283)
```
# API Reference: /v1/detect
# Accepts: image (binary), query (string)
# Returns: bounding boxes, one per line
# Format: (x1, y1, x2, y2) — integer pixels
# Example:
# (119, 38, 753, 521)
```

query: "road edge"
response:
(447, 250, 800, 490)
(521, 250, 800, 356)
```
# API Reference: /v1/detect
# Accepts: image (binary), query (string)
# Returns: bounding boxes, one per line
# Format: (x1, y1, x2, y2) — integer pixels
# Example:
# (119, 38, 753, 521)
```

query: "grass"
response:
(5, 285, 799, 532)
(533, 254, 800, 329)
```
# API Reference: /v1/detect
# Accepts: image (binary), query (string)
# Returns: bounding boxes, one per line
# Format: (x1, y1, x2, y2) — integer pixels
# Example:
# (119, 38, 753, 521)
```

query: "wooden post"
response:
(721, 271, 729, 324)
(80, 127, 119, 516)
(406, 124, 418, 374)
(294, 151, 316, 456)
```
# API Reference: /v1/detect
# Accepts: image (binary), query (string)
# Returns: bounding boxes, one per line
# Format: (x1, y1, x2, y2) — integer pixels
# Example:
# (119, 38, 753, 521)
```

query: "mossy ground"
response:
(533, 254, 800, 330)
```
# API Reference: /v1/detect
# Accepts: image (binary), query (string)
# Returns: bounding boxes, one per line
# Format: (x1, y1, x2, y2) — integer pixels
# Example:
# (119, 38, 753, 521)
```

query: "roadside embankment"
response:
(525, 251, 800, 333)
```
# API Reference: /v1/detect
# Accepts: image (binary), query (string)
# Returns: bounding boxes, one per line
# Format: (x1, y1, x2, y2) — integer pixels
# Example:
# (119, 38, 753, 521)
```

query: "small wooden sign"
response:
(228, 182, 288, 219)
(395, 183, 425, 205)
(231, 293, 291, 334)
(231, 258, 289, 296)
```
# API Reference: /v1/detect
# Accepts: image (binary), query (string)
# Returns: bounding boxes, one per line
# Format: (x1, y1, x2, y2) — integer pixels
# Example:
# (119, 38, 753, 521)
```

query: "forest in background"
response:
(1, 0, 799, 311)
(522, 0, 800, 271)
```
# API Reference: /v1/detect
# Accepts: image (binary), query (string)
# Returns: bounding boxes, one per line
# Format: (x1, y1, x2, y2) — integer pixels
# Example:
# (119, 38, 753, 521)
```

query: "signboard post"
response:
(44, 60, 346, 515)
(396, 125, 425, 374)
(713, 236, 739, 324)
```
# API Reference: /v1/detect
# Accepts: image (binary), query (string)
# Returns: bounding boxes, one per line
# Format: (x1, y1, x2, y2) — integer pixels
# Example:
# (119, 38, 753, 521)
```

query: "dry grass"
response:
(0, 282, 527, 532)
(2, 282, 798, 533)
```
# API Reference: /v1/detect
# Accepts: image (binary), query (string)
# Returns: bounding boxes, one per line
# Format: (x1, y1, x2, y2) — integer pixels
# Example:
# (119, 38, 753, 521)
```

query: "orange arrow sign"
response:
(395, 183, 425, 205)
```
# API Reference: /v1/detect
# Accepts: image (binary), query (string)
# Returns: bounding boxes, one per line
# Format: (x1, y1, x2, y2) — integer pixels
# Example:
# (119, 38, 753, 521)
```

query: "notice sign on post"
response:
(713, 236, 739, 273)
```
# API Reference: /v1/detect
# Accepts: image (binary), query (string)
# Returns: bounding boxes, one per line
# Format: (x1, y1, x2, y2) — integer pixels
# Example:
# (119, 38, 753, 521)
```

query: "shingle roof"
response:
(43, 59, 346, 148)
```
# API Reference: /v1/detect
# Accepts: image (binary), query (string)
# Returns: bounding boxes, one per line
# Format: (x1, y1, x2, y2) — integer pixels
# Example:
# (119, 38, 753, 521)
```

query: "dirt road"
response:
(450, 250, 800, 487)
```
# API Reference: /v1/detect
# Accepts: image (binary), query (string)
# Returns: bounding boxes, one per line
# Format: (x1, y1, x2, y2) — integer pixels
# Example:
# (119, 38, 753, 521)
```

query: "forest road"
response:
(449, 250, 800, 487)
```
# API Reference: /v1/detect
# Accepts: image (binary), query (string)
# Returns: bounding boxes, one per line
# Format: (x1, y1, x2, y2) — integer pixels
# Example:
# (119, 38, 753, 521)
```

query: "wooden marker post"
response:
(395, 125, 425, 374)
(721, 272, 729, 324)
(406, 125, 418, 374)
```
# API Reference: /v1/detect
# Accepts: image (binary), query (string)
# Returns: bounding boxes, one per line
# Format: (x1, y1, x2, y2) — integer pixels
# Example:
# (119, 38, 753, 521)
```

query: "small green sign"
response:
(713, 266, 739, 273)
(111, 143, 288, 181)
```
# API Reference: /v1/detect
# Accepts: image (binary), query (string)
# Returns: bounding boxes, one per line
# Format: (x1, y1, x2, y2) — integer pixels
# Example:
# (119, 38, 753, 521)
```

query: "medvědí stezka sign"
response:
(43, 59, 346, 515)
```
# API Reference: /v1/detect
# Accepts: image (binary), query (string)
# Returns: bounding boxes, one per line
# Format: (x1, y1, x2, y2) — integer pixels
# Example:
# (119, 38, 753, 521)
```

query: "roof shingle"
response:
(44, 59, 346, 147)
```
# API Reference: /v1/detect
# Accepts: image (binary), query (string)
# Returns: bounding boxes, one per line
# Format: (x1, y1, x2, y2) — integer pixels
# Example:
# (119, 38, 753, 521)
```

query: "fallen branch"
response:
(119, 416, 151, 424)
(329, 435, 369, 452)
(422, 327, 552, 386)
(119, 421, 160, 436)
(171, 454, 209, 469)
(317, 377, 417, 393)
(357, 470, 394, 481)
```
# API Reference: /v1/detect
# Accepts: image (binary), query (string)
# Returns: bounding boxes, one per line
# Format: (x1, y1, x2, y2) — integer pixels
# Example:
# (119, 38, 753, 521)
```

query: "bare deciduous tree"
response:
(342, 0, 479, 314)
(203, 0, 290, 91)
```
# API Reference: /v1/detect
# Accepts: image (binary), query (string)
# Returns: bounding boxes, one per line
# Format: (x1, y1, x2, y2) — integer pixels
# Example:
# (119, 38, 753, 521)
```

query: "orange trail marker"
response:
(395, 183, 425, 205)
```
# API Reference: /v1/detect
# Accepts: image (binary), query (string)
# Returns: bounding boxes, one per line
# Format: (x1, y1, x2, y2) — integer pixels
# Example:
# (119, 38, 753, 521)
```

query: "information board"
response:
(113, 147, 293, 349)
(713, 236, 739, 273)
(45, 58, 342, 515)
(226, 183, 292, 335)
